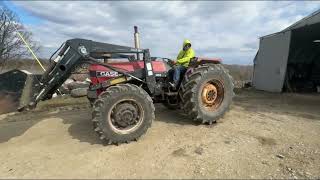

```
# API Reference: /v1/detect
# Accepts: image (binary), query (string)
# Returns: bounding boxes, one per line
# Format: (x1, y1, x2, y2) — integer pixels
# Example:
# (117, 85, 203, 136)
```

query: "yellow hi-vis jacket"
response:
(176, 39, 195, 67)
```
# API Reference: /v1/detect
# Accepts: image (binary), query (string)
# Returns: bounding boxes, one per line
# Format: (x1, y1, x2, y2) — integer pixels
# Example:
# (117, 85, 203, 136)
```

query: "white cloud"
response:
(12, 1, 320, 64)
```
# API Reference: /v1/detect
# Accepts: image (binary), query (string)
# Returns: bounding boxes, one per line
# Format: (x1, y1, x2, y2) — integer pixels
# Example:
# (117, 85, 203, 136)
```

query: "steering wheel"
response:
(162, 58, 171, 62)
(162, 58, 175, 67)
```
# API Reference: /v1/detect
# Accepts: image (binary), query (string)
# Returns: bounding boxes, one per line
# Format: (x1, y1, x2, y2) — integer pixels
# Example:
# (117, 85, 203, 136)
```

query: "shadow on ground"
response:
(234, 89, 320, 121)
(154, 104, 200, 126)
(0, 103, 198, 145)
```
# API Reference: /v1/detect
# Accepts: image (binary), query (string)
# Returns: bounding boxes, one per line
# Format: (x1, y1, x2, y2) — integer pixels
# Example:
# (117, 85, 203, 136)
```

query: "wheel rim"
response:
(201, 80, 224, 111)
(107, 99, 144, 134)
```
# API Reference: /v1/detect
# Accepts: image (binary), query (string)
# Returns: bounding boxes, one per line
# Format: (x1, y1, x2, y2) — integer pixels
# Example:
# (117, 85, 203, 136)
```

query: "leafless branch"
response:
(0, 6, 40, 68)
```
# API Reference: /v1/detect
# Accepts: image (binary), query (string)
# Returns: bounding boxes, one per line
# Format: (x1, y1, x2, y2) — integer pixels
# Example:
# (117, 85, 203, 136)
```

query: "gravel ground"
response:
(0, 89, 319, 179)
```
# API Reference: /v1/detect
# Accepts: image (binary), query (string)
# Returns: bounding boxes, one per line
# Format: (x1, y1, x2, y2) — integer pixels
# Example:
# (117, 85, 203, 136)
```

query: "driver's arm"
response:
(177, 49, 195, 64)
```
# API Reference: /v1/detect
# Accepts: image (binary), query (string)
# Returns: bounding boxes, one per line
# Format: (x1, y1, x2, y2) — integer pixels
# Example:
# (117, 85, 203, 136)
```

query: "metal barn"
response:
(253, 10, 320, 92)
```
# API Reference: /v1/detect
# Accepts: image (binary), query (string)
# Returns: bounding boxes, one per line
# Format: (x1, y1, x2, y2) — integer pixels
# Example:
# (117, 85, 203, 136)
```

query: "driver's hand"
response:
(168, 59, 176, 66)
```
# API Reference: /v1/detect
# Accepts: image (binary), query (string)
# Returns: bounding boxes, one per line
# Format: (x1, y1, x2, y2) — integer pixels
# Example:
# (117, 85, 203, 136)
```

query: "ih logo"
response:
(96, 71, 119, 77)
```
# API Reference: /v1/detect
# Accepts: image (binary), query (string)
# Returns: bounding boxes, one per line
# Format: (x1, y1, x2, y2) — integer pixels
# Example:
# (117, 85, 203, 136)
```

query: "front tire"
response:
(92, 84, 155, 144)
(180, 64, 234, 124)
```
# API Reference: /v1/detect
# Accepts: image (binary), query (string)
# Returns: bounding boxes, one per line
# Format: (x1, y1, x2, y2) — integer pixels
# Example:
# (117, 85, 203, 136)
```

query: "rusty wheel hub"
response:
(202, 83, 218, 105)
(201, 81, 224, 111)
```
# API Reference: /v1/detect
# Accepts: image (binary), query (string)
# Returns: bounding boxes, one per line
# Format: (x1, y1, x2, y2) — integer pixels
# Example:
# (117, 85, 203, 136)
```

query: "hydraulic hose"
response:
(49, 42, 66, 63)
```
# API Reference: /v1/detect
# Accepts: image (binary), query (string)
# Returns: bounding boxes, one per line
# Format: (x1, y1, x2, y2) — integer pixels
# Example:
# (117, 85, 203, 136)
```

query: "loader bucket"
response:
(0, 69, 41, 114)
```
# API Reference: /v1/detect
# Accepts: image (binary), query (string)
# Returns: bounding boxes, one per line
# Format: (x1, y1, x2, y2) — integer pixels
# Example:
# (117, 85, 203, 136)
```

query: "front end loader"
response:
(0, 28, 234, 145)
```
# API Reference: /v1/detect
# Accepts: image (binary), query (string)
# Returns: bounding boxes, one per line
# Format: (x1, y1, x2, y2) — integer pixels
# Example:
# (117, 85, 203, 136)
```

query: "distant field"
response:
(0, 59, 49, 74)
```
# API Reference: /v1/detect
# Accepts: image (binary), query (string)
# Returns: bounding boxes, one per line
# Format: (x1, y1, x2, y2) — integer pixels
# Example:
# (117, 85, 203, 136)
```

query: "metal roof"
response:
(260, 9, 320, 39)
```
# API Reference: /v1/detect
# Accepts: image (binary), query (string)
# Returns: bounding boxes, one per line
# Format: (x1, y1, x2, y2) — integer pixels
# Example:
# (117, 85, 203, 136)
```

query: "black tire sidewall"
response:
(195, 67, 233, 120)
(99, 89, 153, 142)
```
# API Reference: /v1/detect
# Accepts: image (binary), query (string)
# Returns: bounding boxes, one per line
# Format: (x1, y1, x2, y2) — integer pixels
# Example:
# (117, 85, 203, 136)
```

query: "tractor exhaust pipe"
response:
(134, 26, 140, 49)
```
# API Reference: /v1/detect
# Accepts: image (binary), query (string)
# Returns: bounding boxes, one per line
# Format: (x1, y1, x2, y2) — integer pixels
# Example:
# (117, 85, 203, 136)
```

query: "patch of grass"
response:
(37, 95, 89, 110)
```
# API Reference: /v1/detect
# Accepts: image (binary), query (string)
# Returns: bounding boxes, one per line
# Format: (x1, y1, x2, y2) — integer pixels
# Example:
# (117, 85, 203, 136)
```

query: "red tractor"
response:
(14, 36, 234, 145)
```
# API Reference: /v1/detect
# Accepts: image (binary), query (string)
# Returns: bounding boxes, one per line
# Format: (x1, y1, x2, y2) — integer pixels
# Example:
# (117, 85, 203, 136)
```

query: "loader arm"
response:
(20, 38, 156, 111)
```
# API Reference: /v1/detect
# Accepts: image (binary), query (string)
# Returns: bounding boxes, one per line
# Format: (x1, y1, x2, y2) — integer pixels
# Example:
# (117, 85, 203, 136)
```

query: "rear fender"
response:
(185, 57, 222, 79)
(189, 57, 221, 67)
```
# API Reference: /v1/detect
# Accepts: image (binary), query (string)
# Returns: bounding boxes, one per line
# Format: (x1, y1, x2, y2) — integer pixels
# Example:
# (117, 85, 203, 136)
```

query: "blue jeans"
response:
(172, 65, 187, 86)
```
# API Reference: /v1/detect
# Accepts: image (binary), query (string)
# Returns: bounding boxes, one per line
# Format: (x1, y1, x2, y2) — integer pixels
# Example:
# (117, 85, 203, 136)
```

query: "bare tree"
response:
(0, 6, 39, 68)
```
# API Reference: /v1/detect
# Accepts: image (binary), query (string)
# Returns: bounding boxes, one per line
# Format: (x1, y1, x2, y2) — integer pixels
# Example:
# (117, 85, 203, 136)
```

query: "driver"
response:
(169, 39, 195, 89)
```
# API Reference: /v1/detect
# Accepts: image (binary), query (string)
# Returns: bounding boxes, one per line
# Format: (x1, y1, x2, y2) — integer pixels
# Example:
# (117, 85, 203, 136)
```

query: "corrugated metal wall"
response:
(253, 31, 291, 92)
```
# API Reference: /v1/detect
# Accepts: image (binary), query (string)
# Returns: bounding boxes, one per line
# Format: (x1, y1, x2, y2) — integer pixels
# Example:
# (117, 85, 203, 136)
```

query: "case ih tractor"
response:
(12, 28, 234, 145)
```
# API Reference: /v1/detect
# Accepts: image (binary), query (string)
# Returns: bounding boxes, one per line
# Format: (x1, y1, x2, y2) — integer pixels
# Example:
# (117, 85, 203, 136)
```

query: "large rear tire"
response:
(92, 84, 155, 144)
(180, 64, 234, 124)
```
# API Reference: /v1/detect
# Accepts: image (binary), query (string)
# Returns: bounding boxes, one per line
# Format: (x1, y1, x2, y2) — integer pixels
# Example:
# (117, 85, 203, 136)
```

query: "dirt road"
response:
(0, 89, 319, 179)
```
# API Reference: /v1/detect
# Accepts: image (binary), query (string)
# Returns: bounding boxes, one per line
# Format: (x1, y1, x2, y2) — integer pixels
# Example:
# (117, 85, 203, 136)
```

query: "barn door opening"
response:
(284, 23, 320, 92)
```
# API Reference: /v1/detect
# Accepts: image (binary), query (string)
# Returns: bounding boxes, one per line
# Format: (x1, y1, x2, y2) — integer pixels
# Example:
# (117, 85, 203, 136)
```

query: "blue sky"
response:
(3, 1, 42, 25)
(3, 1, 320, 65)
